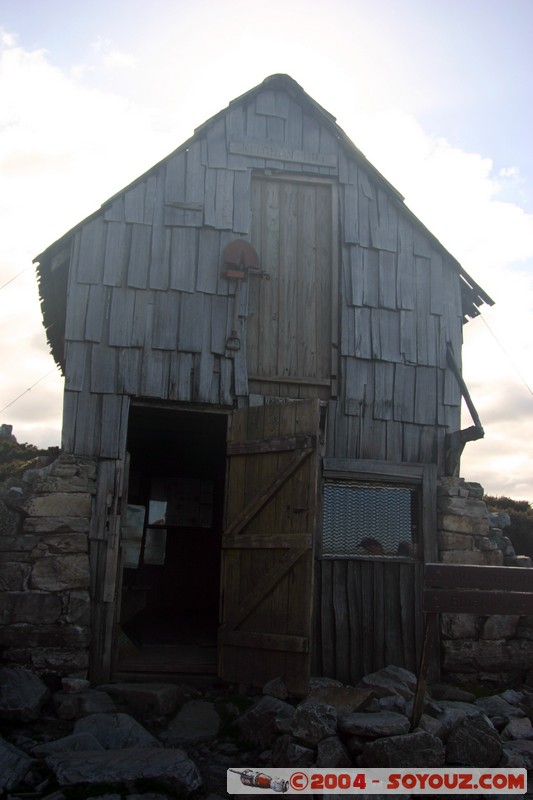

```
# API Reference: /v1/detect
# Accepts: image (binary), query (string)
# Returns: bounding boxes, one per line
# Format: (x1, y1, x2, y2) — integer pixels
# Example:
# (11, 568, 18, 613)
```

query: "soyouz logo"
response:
(227, 767, 528, 794)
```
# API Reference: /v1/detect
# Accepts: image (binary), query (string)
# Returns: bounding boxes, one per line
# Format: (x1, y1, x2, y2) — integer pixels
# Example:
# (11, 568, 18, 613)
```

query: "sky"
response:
(1, 0, 532, 500)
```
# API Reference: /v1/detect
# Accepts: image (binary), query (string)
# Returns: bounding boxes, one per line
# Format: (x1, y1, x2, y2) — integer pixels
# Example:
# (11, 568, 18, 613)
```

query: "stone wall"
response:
(0, 454, 95, 677)
(437, 477, 533, 688)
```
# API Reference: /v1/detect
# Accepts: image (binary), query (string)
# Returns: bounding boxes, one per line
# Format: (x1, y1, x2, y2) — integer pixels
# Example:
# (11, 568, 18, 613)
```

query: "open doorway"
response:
(115, 404, 227, 677)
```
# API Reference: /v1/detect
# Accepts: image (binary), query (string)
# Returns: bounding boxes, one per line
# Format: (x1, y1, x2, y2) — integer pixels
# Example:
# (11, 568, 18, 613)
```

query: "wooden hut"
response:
(35, 74, 493, 691)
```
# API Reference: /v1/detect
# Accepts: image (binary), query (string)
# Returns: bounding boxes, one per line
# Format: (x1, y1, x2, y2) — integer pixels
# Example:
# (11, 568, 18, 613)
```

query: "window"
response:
(323, 481, 419, 558)
(321, 458, 436, 561)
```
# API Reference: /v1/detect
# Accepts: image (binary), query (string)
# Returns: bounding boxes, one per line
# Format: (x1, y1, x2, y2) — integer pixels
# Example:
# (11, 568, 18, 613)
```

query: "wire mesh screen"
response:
(322, 481, 420, 558)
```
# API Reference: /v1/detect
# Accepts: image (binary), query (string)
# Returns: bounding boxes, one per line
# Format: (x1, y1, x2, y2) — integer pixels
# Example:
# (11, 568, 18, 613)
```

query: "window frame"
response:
(320, 458, 437, 562)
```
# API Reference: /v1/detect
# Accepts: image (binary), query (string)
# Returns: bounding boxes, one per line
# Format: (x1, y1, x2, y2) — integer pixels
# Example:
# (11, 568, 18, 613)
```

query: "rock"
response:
(501, 688, 526, 706)
(290, 702, 337, 746)
(262, 676, 289, 700)
(0, 562, 31, 591)
(0, 666, 50, 721)
(74, 712, 160, 749)
(305, 686, 374, 714)
(0, 736, 34, 791)
(167, 700, 220, 742)
(53, 689, 115, 720)
(372, 693, 407, 714)
(429, 683, 476, 702)
(271, 734, 315, 767)
(316, 735, 352, 767)
(482, 615, 520, 640)
(501, 717, 533, 741)
(441, 613, 478, 639)
(46, 747, 201, 795)
(446, 716, 502, 766)
(357, 665, 416, 698)
(345, 735, 366, 758)
(499, 739, 533, 768)
(417, 713, 450, 741)
(338, 710, 410, 738)
(308, 676, 343, 690)
(442, 549, 503, 565)
(0, 497, 21, 535)
(440, 514, 489, 535)
(488, 511, 511, 529)
(30, 555, 90, 591)
(32, 732, 104, 757)
(23, 493, 92, 517)
(436, 699, 487, 719)
(0, 591, 62, 624)
(442, 638, 533, 672)
(363, 730, 445, 767)
(474, 695, 525, 729)
(23, 516, 90, 534)
(61, 677, 90, 694)
(99, 683, 181, 719)
(236, 695, 295, 748)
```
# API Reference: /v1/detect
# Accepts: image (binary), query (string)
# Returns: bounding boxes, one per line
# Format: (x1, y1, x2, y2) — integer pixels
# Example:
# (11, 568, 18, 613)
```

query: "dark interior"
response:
(117, 405, 227, 674)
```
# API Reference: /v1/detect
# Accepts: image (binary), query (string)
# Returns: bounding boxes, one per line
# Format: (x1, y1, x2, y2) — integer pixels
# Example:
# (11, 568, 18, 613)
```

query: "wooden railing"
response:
(411, 562, 533, 728)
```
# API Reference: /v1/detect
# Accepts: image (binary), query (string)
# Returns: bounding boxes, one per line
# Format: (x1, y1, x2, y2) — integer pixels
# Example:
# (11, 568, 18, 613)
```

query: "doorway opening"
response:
(116, 404, 227, 677)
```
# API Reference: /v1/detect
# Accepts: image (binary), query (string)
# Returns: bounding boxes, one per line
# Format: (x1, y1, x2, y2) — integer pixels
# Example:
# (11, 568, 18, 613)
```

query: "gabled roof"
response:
(35, 74, 494, 367)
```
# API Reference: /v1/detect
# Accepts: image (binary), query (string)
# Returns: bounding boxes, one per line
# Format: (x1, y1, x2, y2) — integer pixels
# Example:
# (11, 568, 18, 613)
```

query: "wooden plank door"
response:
(247, 176, 337, 399)
(219, 399, 321, 693)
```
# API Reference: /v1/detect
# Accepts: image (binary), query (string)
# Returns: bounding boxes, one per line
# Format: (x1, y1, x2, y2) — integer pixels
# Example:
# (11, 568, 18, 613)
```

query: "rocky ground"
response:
(1, 664, 532, 799)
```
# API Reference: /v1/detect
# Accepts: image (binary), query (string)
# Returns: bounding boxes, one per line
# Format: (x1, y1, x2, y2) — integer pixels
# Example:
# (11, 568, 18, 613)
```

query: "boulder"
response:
(168, 700, 220, 743)
(61, 677, 90, 693)
(271, 734, 315, 767)
(32, 732, 104, 757)
(308, 676, 343, 690)
(30, 555, 90, 591)
(473, 695, 525, 729)
(481, 615, 520, 640)
(290, 702, 337, 746)
(429, 684, 475, 702)
(46, 747, 201, 795)
(501, 717, 533, 741)
(0, 666, 50, 721)
(74, 712, 160, 749)
(499, 740, 533, 768)
(316, 735, 352, 767)
(262, 676, 289, 700)
(363, 730, 445, 767)
(0, 736, 33, 791)
(100, 682, 181, 719)
(236, 695, 295, 748)
(305, 686, 374, 715)
(338, 710, 410, 738)
(23, 492, 91, 518)
(446, 716, 502, 766)
(53, 690, 115, 720)
(357, 665, 416, 698)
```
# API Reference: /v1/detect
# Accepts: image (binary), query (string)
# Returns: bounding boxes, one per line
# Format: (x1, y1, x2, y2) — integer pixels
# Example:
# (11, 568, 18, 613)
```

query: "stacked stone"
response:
(438, 478, 502, 565)
(437, 477, 533, 688)
(0, 454, 95, 677)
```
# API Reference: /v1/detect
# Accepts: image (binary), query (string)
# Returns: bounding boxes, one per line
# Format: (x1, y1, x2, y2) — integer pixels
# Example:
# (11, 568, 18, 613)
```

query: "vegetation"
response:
(484, 494, 533, 560)
(0, 435, 60, 482)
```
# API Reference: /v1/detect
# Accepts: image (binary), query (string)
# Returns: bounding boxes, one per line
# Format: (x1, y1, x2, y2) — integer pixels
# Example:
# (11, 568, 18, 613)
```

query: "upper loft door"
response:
(247, 176, 337, 400)
(218, 399, 321, 694)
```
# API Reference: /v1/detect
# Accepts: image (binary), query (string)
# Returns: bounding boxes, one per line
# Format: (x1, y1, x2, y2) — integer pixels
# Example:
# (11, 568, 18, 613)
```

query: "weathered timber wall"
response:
(41, 84, 464, 472)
